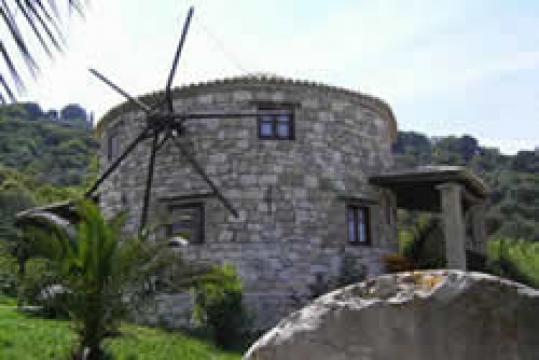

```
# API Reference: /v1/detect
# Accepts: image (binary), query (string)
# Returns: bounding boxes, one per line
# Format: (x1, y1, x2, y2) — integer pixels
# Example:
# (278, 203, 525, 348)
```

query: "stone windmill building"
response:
(21, 75, 489, 328)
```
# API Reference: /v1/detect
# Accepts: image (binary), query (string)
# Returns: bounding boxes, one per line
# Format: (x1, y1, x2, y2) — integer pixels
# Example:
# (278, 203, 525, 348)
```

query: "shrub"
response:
(399, 216, 446, 269)
(17, 258, 57, 306)
(487, 238, 539, 288)
(0, 252, 18, 297)
(194, 264, 252, 349)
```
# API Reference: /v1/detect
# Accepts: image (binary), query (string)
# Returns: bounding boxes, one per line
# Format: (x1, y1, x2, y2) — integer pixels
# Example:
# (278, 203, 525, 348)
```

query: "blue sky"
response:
(8, 0, 539, 153)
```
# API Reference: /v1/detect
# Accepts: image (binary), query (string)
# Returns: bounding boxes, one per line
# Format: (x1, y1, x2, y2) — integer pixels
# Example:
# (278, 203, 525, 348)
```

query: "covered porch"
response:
(370, 166, 489, 270)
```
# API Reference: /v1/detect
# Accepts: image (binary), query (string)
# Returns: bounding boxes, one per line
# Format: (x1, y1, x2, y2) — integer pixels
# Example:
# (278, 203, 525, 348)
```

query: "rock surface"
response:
(244, 270, 539, 360)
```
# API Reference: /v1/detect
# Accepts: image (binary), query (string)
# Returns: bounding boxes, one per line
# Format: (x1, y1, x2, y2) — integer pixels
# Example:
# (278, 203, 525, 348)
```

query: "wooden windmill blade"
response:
(140, 132, 160, 232)
(165, 6, 194, 111)
(84, 123, 153, 197)
(172, 136, 239, 218)
(87, 5, 239, 234)
(89, 68, 152, 113)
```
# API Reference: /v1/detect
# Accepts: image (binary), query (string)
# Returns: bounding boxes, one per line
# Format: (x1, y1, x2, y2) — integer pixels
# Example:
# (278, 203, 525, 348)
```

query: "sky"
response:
(6, 0, 539, 154)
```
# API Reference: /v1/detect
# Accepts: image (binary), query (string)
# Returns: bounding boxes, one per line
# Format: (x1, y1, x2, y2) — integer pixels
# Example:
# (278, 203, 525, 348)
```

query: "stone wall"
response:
(98, 77, 398, 328)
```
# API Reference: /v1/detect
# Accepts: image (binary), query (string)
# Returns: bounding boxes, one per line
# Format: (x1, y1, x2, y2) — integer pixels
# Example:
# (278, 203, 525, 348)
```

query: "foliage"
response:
(0, 106, 97, 186)
(398, 215, 446, 270)
(194, 264, 252, 350)
(0, 165, 78, 293)
(511, 150, 539, 173)
(487, 238, 539, 288)
(394, 131, 539, 243)
(0, 250, 18, 296)
(0, 179, 36, 248)
(0, 1, 84, 102)
(61, 104, 88, 122)
(23, 200, 194, 359)
(0, 300, 241, 360)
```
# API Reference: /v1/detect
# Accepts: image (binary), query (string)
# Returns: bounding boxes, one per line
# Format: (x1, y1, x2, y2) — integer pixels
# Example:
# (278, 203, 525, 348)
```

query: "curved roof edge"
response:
(96, 74, 398, 141)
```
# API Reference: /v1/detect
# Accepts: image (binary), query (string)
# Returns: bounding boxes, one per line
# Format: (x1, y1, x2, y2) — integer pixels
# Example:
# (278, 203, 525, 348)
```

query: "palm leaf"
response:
(15, 0, 54, 58)
(0, 0, 84, 102)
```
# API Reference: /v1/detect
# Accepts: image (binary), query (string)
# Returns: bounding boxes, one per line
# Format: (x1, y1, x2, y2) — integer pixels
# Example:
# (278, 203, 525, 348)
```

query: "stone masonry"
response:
(97, 75, 399, 329)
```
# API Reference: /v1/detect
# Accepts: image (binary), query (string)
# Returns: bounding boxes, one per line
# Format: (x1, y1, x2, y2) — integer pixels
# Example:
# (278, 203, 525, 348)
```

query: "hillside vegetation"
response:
(393, 132, 539, 242)
(0, 103, 97, 187)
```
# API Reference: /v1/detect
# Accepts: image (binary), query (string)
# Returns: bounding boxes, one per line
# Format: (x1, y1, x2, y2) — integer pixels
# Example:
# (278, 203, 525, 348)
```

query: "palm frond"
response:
(24, 0, 63, 52)
(0, 0, 84, 103)
(15, 0, 54, 58)
(0, 41, 23, 91)
(0, 73, 16, 101)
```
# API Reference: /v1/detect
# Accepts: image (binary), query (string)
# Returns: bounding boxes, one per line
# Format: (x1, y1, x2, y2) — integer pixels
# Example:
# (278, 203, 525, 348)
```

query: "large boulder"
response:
(244, 270, 539, 360)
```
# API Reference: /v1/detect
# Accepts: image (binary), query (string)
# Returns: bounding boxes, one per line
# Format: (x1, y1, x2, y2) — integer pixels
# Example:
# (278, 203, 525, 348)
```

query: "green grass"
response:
(0, 300, 242, 359)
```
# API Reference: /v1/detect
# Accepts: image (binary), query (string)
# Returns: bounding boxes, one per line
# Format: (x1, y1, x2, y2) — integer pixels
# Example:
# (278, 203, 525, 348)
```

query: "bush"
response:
(0, 252, 18, 297)
(193, 264, 252, 350)
(487, 238, 539, 288)
(398, 216, 446, 269)
(16, 258, 69, 317)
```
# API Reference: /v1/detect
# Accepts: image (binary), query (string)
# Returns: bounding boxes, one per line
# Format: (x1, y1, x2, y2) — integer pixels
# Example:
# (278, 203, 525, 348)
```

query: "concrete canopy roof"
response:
(369, 166, 489, 212)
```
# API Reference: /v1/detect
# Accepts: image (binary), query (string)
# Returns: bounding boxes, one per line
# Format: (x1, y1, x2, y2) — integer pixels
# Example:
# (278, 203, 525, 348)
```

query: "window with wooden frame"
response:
(257, 104, 294, 140)
(347, 205, 371, 245)
(166, 203, 204, 244)
(107, 132, 120, 161)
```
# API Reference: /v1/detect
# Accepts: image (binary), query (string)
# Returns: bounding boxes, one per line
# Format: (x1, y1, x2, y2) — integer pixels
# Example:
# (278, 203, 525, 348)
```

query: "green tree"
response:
(23, 200, 198, 359)
(487, 238, 539, 288)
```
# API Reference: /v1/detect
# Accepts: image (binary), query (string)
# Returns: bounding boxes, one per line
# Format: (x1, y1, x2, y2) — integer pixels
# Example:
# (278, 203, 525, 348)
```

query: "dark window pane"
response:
(260, 120, 274, 137)
(258, 107, 294, 140)
(347, 205, 370, 245)
(357, 208, 367, 243)
(277, 121, 290, 138)
(347, 207, 356, 243)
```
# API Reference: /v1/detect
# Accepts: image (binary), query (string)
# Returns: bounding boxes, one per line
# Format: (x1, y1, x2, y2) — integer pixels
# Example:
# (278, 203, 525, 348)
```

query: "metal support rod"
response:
(139, 131, 160, 233)
(89, 68, 152, 113)
(165, 6, 194, 110)
(85, 125, 152, 197)
(171, 136, 239, 218)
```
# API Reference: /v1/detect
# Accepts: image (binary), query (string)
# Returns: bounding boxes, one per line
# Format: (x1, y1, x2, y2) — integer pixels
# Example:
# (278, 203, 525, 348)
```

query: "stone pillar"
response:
(470, 202, 487, 254)
(437, 182, 467, 270)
